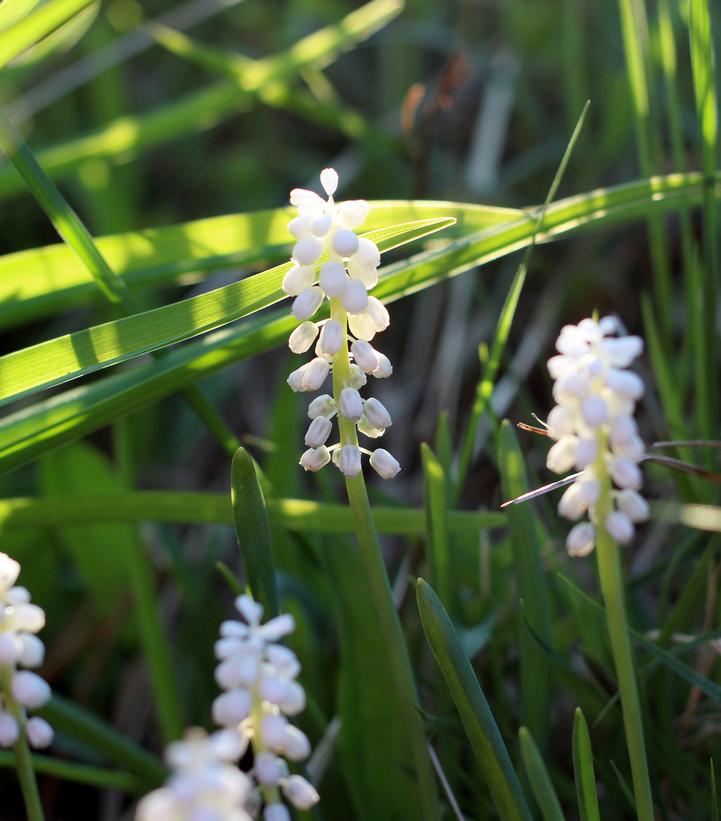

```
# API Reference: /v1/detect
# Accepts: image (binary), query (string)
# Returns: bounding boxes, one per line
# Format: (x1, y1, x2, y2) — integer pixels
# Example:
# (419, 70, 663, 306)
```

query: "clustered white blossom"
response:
(137, 596, 318, 821)
(545, 317, 650, 557)
(0, 552, 53, 750)
(136, 728, 253, 821)
(212, 595, 319, 821)
(284, 168, 401, 480)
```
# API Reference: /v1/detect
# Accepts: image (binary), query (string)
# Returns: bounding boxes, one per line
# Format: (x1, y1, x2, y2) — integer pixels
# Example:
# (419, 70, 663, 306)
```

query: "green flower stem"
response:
(329, 298, 437, 816)
(593, 436, 653, 820)
(0, 667, 44, 821)
(250, 691, 281, 807)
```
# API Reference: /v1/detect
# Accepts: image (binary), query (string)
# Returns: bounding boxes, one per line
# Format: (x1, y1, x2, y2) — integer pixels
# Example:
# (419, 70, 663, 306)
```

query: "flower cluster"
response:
(284, 168, 400, 480)
(0, 552, 53, 750)
(545, 317, 649, 557)
(213, 595, 319, 820)
(136, 729, 253, 821)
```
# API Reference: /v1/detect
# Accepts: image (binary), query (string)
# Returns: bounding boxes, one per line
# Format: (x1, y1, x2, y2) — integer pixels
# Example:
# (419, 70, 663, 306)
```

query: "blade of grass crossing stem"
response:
(417, 579, 532, 820)
(0, 0, 95, 67)
(454, 101, 589, 497)
(0, 218, 453, 406)
(688, 0, 719, 436)
(617, 0, 672, 334)
(572, 708, 601, 821)
(115, 421, 184, 742)
(498, 421, 553, 748)
(0, 752, 142, 793)
(3, 173, 721, 475)
(421, 443, 454, 610)
(230, 448, 279, 618)
(0, 104, 241, 455)
(38, 697, 165, 785)
(518, 727, 564, 821)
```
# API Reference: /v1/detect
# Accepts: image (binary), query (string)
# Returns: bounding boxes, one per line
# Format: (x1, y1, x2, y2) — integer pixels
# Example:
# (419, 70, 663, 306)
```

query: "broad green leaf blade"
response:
(0, 218, 453, 407)
(0, 0, 94, 66)
(0, 751, 142, 793)
(518, 727, 564, 821)
(417, 578, 532, 821)
(0, 0, 402, 199)
(421, 443, 453, 610)
(498, 421, 553, 747)
(0, 492, 504, 535)
(0, 0, 42, 31)
(0, 202, 514, 329)
(231, 448, 279, 618)
(572, 708, 601, 821)
(39, 697, 165, 785)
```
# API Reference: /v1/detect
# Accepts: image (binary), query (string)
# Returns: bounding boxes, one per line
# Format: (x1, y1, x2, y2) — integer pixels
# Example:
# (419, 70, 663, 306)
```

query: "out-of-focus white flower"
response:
(0, 552, 52, 750)
(136, 728, 252, 821)
(283, 168, 400, 479)
(543, 317, 648, 557)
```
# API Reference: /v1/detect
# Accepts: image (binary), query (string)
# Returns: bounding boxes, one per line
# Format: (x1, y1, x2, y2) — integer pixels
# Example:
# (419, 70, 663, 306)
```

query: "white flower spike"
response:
(284, 168, 400, 478)
(0, 552, 53, 751)
(544, 316, 648, 557)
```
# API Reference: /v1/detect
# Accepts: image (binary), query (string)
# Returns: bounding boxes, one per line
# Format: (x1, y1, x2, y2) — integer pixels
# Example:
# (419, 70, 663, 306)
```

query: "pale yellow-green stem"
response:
(0, 666, 44, 821)
(592, 433, 654, 820)
(328, 297, 438, 818)
(250, 690, 281, 806)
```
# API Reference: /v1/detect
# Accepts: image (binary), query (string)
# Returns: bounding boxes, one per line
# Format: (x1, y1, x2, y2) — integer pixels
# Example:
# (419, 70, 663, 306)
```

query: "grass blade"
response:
(518, 727, 564, 821)
(231, 448, 279, 618)
(421, 443, 453, 610)
(572, 708, 601, 821)
(417, 578, 532, 821)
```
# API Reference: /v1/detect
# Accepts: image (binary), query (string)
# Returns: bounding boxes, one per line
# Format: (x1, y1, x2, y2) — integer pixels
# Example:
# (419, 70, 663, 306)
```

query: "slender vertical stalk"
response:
(329, 297, 437, 817)
(0, 668, 44, 821)
(593, 437, 653, 820)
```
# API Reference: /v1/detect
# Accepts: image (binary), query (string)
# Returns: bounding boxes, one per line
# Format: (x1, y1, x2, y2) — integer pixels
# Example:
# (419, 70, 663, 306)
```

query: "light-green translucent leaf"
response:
(572, 708, 601, 821)
(519, 727, 565, 821)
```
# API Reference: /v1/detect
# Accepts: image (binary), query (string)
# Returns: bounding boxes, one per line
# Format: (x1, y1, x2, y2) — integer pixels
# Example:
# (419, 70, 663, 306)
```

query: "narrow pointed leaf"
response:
(572, 708, 601, 821)
(519, 727, 564, 821)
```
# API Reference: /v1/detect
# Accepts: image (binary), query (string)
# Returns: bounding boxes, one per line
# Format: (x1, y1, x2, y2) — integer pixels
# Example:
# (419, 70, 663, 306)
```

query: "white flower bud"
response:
(558, 481, 587, 521)
(547, 355, 575, 380)
(288, 321, 318, 353)
(373, 353, 393, 379)
(603, 336, 643, 366)
(19, 634, 45, 668)
(617, 489, 650, 523)
(310, 214, 332, 237)
(264, 803, 292, 821)
(605, 511, 634, 544)
(260, 714, 289, 750)
(212, 690, 252, 726)
(0, 712, 19, 747)
(0, 633, 19, 665)
(278, 681, 306, 715)
(357, 417, 384, 439)
(546, 405, 576, 439)
(609, 415, 637, 445)
(347, 364, 368, 388)
(553, 373, 590, 403)
(581, 395, 607, 428)
(365, 296, 390, 331)
(307, 394, 335, 418)
(292, 287, 323, 321)
(347, 259, 379, 288)
(336, 445, 362, 477)
(300, 446, 330, 472)
(339, 387, 363, 421)
(260, 614, 295, 641)
(282, 775, 320, 810)
(25, 717, 53, 749)
(305, 416, 332, 448)
(292, 236, 323, 266)
(352, 237, 381, 270)
(332, 228, 359, 257)
(369, 449, 401, 479)
(605, 368, 644, 400)
(575, 438, 598, 469)
(319, 261, 347, 297)
(0, 553, 20, 589)
(282, 725, 311, 761)
(610, 458, 642, 490)
(363, 398, 392, 430)
(288, 215, 312, 239)
(612, 435, 645, 462)
(317, 319, 343, 356)
(546, 436, 578, 474)
(255, 751, 286, 786)
(566, 522, 596, 557)
(341, 279, 369, 314)
(302, 358, 330, 391)
(348, 311, 377, 341)
(320, 167, 338, 196)
(11, 670, 51, 709)
(14, 603, 45, 633)
(337, 199, 369, 228)
(351, 340, 379, 373)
